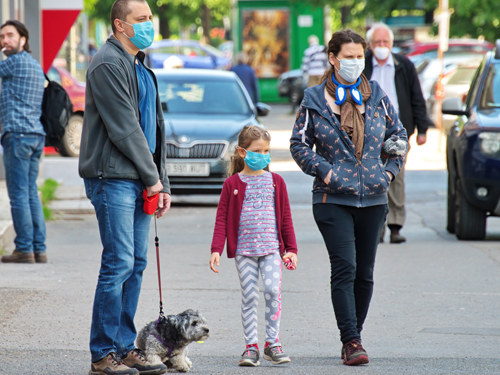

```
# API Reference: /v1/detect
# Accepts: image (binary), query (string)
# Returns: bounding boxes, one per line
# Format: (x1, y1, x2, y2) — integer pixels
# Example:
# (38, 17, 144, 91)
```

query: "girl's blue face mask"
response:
(241, 148, 271, 171)
(121, 20, 155, 50)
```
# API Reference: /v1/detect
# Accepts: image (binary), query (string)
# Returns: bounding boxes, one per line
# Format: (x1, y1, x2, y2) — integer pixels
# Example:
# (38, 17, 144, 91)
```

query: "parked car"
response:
(410, 53, 484, 101)
(154, 69, 270, 194)
(277, 69, 307, 108)
(218, 40, 234, 60)
(427, 61, 480, 132)
(47, 66, 85, 157)
(145, 40, 232, 70)
(400, 39, 494, 57)
(444, 41, 500, 240)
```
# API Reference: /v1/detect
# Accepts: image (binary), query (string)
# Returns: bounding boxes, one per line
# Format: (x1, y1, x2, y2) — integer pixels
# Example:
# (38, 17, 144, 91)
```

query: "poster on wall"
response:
(241, 9, 290, 78)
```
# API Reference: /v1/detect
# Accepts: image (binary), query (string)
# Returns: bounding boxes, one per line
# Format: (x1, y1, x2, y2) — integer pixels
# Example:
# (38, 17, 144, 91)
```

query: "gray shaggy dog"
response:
(136, 309, 209, 372)
(381, 135, 408, 165)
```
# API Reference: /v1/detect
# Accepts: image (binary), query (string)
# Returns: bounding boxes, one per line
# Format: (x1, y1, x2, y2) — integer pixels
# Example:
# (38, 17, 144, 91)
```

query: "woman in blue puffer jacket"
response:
(290, 29, 408, 366)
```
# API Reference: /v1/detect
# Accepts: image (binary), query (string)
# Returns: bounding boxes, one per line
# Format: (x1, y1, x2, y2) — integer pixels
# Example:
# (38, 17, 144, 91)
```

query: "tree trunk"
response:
(201, 2, 211, 44)
(341, 6, 350, 27)
(158, 4, 171, 39)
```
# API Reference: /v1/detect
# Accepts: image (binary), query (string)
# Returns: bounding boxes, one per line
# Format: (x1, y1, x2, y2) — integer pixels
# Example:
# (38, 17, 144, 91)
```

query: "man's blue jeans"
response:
(1, 132, 46, 254)
(84, 178, 151, 362)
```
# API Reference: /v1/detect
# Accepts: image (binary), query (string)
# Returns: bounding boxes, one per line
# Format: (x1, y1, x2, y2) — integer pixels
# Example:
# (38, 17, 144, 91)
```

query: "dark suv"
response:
(443, 40, 500, 240)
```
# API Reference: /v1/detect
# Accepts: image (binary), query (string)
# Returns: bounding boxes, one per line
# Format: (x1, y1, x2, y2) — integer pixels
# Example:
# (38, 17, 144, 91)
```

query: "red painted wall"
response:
(41, 9, 81, 72)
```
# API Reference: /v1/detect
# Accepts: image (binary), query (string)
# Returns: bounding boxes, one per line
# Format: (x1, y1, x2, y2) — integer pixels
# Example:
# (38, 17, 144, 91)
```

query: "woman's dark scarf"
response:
(325, 68, 372, 161)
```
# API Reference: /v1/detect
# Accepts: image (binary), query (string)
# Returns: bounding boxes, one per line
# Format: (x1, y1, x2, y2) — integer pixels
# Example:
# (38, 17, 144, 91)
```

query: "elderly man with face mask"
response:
(363, 23, 433, 244)
(0, 21, 47, 265)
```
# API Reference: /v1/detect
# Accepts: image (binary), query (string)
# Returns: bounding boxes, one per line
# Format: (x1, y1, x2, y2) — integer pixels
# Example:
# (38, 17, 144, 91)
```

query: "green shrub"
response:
(38, 179, 59, 220)
(39, 178, 59, 204)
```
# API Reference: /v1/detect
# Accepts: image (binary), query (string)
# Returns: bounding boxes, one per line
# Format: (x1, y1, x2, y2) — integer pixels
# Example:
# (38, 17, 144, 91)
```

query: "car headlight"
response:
(224, 141, 238, 160)
(478, 132, 500, 156)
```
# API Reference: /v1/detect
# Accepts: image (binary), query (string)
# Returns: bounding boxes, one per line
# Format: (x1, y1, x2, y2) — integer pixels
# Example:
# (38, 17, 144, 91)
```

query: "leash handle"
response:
(154, 216, 164, 317)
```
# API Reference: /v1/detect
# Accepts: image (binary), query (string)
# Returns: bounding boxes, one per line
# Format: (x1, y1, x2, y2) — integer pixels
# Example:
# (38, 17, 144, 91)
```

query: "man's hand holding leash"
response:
(146, 180, 171, 218)
(156, 193, 171, 218)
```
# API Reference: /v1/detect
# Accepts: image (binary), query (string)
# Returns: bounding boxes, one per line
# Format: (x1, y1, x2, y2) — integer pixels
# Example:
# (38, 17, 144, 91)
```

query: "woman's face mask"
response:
(121, 20, 155, 50)
(335, 56, 365, 83)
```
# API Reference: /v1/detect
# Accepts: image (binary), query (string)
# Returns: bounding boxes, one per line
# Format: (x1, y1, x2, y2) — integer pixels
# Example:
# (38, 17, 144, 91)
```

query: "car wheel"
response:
(446, 171, 455, 233)
(290, 89, 301, 105)
(454, 175, 486, 240)
(59, 114, 83, 157)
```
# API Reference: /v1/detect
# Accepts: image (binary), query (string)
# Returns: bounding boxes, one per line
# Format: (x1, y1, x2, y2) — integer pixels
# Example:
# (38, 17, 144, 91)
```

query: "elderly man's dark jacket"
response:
(364, 50, 433, 137)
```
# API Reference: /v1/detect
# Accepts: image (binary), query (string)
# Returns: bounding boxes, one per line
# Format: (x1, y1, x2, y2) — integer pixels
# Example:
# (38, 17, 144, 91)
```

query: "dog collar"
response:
(331, 75, 363, 106)
(151, 333, 174, 357)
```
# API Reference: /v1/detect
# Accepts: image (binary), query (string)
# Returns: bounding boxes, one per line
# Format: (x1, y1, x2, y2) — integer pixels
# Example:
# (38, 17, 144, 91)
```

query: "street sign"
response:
(41, 0, 83, 72)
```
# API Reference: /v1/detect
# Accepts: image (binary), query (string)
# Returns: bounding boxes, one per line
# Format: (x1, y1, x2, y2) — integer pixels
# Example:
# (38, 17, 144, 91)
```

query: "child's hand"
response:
(209, 252, 220, 273)
(282, 252, 298, 269)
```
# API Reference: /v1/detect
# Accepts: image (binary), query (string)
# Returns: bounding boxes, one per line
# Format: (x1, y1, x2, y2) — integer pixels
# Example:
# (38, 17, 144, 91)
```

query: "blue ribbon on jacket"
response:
(331, 75, 363, 106)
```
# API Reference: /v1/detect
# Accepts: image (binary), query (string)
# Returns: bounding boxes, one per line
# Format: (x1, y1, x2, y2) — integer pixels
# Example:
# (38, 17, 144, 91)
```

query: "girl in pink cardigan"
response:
(209, 125, 298, 367)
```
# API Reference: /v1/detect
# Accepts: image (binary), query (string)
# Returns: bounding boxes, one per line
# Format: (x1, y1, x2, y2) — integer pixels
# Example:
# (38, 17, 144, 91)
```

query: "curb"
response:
(0, 221, 15, 251)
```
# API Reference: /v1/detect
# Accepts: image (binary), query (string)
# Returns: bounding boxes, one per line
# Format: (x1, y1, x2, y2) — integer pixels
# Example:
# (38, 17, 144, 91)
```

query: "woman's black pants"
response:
(313, 203, 388, 344)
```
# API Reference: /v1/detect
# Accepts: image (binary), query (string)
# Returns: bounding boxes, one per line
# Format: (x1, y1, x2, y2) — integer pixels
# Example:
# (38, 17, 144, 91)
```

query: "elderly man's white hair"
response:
(308, 35, 319, 45)
(366, 23, 394, 44)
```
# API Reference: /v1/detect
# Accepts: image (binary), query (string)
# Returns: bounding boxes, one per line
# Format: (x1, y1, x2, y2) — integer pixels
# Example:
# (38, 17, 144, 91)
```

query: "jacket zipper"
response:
(304, 99, 381, 208)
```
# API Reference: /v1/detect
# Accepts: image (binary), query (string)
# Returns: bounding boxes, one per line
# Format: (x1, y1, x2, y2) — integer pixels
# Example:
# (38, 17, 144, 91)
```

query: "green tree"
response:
(84, 0, 231, 42)
(426, 0, 500, 42)
(297, 0, 499, 42)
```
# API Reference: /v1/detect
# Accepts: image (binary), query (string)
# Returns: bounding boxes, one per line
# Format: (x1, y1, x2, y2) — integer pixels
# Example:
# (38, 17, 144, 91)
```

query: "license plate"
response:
(167, 163, 210, 176)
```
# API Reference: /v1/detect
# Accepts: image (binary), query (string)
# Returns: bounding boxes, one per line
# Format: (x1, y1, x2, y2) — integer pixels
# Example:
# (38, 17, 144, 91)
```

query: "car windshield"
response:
(201, 43, 226, 58)
(157, 77, 252, 115)
(443, 66, 478, 85)
(479, 63, 500, 109)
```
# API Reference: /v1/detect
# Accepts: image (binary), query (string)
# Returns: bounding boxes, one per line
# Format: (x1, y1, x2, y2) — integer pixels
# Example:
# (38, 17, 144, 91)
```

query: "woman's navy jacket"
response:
(290, 78, 408, 208)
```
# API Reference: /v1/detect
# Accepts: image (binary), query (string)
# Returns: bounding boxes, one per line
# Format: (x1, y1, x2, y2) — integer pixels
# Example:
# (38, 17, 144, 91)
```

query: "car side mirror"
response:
(442, 97, 469, 116)
(256, 102, 271, 117)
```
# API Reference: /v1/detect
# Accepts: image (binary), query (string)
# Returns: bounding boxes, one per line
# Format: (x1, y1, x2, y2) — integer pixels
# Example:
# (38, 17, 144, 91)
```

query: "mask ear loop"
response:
(119, 20, 132, 39)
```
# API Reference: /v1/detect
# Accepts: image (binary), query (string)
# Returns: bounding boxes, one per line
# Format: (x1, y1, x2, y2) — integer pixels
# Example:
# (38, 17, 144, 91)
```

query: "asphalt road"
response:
(1, 105, 500, 374)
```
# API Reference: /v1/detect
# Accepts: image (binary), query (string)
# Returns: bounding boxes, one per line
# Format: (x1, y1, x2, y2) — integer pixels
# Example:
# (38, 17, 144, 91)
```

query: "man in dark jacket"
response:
(78, 0, 169, 374)
(363, 23, 433, 244)
(230, 52, 259, 104)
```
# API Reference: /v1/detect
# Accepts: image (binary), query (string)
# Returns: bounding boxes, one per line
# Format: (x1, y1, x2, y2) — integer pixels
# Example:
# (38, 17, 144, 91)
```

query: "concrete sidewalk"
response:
(0, 181, 14, 253)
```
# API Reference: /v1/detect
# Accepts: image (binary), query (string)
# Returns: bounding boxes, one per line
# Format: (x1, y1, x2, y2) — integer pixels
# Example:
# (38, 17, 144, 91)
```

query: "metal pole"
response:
(81, 12, 89, 72)
(69, 22, 77, 76)
(436, 0, 449, 150)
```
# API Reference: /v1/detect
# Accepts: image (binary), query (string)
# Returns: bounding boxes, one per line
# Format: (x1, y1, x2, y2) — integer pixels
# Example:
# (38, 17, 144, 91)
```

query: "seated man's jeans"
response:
(84, 178, 151, 362)
(1, 132, 46, 253)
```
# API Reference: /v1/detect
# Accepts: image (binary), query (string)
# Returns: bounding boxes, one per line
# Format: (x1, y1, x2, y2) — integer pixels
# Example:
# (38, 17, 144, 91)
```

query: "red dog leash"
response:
(144, 190, 164, 318)
(154, 214, 164, 318)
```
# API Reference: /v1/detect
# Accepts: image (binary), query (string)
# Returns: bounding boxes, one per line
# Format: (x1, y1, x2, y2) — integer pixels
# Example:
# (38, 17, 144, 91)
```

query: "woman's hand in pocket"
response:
(324, 170, 333, 185)
(386, 171, 394, 181)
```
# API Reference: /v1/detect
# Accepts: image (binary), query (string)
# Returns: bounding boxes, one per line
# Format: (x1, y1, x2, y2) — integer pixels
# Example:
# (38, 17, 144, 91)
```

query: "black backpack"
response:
(41, 74, 73, 148)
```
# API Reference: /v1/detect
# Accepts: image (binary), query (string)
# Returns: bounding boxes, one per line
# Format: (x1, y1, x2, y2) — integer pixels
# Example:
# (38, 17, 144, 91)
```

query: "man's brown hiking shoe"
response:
(1, 250, 35, 263)
(342, 339, 369, 366)
(89, 352, 139, 375)
(122, 349, 167, 374)
(35, 252, 48, 263)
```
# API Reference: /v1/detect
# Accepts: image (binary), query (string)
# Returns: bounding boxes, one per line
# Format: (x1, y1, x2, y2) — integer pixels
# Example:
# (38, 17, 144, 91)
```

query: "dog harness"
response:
(151, 333, 174, 357)
(152, 316, 174, 357)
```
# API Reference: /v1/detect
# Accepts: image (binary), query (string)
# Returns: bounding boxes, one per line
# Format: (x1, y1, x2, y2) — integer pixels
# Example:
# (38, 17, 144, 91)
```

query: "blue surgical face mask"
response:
(121, 20, 155, 50)
(241, 148, 271, 171)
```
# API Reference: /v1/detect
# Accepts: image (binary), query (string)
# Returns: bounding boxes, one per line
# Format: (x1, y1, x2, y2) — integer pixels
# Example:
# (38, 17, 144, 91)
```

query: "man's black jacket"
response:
(364, 50, 433, 137)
